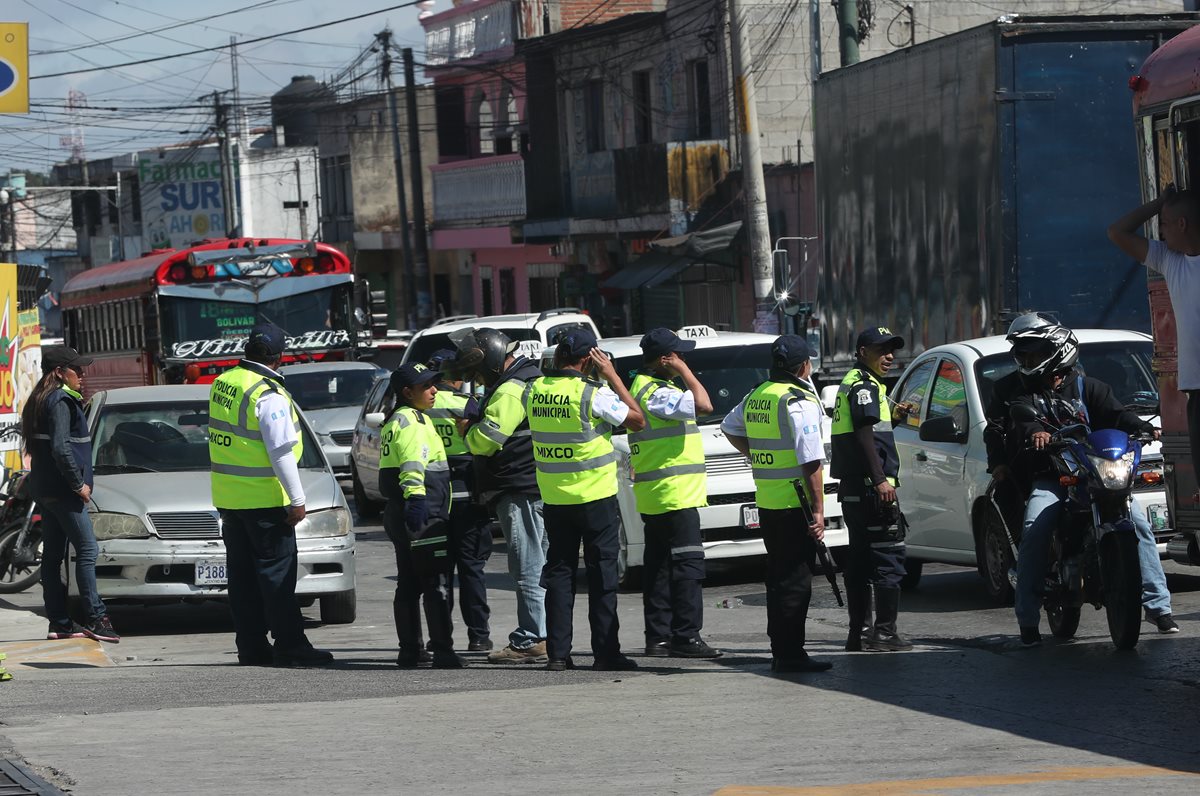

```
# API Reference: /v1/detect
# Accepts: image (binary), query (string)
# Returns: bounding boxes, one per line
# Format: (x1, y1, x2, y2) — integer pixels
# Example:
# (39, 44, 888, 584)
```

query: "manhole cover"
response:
(0, 760, 66, 795)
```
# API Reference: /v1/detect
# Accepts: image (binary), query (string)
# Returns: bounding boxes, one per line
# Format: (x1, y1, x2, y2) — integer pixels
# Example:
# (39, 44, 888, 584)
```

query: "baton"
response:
(792, 479, 844, 607)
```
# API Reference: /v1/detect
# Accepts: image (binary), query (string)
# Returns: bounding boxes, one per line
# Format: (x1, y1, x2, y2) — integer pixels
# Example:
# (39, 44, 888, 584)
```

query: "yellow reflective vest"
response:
(209, 363, 303, 510)
(742, 379, 821, 510)
(628, 372, 706, 515)
(525, 371, 617, 505)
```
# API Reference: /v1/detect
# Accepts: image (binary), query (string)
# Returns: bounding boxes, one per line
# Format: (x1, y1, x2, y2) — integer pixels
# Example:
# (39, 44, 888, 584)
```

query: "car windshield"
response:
(92, 401, 325, 473)
(406, 327, 538, 368)
(975, 340, 1158, 412)
(613, 343, 773, 426)
(283, 368, 383, 410)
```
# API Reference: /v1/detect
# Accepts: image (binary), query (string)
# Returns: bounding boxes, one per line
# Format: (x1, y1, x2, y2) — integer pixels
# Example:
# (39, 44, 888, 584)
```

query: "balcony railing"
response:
(424, 0, 517, 66)
(432, 154, 526, 223)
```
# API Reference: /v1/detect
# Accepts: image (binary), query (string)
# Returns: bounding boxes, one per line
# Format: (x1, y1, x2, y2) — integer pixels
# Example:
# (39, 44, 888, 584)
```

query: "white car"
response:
(68, 385, 357, 623)
(350, 308, 602, 516)
(541, 325, 846, 581)
(889, 329, 1168, 602)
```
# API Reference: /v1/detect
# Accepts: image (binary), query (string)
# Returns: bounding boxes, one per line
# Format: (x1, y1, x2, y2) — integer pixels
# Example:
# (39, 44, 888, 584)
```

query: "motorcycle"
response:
(1011, 400, 1151, 650)
(0, 467, 41, 593)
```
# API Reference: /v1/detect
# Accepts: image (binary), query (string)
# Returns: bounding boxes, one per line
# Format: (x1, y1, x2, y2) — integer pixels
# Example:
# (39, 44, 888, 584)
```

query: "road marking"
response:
(0, 638, 113, 670)
(714, 765, 1199, 795)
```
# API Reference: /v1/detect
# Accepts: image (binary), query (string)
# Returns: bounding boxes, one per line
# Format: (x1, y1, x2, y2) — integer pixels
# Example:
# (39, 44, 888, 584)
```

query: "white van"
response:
(541, 325, 846, 582)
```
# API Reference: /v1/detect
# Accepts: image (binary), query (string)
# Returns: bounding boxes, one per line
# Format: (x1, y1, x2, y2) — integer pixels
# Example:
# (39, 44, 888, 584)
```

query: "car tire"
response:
(978, 505, 1016, 606)
(351, 464, 382, 521)
(320, 589, 357, 624)
(900, 560, 923, 590)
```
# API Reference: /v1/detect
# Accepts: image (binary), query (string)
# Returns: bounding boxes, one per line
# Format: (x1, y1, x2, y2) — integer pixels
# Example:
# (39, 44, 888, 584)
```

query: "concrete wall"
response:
(240, 146, 319, 240)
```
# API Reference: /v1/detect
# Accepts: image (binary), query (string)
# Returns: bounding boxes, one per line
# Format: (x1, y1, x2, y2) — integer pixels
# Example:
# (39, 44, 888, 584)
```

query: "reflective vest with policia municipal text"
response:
(209, 363, 304, 510)
(830, 367, 900, 487)
(525, 371, 617, 506)
(628, 372, 706, 515)
(742, 379, 822, 510)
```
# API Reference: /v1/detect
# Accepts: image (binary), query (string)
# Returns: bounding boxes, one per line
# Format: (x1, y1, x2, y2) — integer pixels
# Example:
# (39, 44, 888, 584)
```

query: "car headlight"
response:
(91, 512, 151, 540)
(1087, 452, 1136, 490)
(295, 507, 352, 539)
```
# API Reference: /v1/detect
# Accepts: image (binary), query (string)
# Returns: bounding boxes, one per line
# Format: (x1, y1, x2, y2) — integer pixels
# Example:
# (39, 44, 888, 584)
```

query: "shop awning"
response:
(602, 221, 743, 291)
(601, 252, 692, 290)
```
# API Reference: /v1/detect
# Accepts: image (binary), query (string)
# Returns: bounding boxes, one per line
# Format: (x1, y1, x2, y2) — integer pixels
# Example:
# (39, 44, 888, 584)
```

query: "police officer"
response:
(526, 328, 645, 671)
(426, 349, 493, 652)
(629, 328, 721, 659)
(722, 335, 832, 673)
(830, 326, 914, 653)
(380, 362, 465, 668)
(209, 323, 333, 667)
(454, 328, 549, 665)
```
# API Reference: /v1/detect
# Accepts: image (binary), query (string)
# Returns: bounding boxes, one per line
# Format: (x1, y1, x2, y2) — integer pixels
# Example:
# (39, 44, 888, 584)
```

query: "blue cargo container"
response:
(813, 14, 1198, 376)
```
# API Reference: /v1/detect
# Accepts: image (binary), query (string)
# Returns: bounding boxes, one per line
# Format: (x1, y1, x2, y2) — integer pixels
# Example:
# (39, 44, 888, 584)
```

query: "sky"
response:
(1, 0, 429, 174)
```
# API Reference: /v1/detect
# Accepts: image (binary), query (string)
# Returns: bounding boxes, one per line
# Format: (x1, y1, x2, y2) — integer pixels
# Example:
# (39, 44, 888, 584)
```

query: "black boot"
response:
(864, 587, 913, 652)
(845, 582, 874, 652)
(394, 594, 424, 666)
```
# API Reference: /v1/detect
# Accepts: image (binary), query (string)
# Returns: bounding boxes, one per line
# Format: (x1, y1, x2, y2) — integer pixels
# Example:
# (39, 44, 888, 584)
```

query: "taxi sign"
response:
(514, 339, 544, 360)
(0, 23, 28, 114)
(677, 325, 717, 339)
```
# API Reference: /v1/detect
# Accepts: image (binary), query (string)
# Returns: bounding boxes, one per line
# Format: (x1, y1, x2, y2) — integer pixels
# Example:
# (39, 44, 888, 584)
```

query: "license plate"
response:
(194, 558, 228, 586)
(1148, 504, 1169, 531)
(741, 504, 760, 530)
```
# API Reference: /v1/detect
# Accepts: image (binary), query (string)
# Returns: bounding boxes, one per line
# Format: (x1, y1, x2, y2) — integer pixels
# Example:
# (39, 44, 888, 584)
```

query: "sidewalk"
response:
(0, 599, 113, 672)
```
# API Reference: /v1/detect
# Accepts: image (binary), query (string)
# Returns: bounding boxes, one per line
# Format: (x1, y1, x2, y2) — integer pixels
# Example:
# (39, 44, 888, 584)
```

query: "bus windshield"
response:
(161, 285, 353, 360)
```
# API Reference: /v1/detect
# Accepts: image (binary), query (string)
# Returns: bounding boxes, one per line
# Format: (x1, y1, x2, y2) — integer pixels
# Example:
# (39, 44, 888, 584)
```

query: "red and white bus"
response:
(1131, 24, 1200, 566)
(61, 238, 375, 394)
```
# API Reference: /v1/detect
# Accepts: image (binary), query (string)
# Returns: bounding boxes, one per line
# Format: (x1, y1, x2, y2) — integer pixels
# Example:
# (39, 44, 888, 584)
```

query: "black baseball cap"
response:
(557, 328, 599, 359)
(426, 348, 460, 374)
(41, 345, 93, 374)
(640, 327, 697, 358)
(856, 326, 905, 351)
(248, 322, 287, 356)
(771, 335, 813, 369)
(391, 362, 439, 392)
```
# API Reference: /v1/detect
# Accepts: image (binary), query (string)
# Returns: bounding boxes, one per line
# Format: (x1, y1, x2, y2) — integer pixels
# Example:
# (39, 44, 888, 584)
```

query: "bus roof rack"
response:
(536, 307, 583, 321)
(187, 241, 316, 267)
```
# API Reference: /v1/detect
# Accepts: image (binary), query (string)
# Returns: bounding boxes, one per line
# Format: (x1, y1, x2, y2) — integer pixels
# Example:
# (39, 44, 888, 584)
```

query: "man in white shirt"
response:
(721, 335, 831, 673)
(1109, 187, 1200, 486)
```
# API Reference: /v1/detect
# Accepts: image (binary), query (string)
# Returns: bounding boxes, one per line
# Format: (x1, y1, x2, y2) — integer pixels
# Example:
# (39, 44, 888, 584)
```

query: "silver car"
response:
(70, 385, 357, 623)
(279, 361, 387, 477)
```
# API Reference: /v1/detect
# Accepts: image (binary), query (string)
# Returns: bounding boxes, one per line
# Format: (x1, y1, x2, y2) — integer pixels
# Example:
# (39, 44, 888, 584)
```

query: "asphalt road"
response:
(3, 505, 1200, 795)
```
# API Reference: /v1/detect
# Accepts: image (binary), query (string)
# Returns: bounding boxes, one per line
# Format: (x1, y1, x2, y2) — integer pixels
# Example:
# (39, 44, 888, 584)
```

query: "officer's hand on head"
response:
(874, 480, 897, 504)
(808, 512, 825, 543)
(589, 348, 617, 381)
(661, 352, 684, 376)
(286, 504, 306, 527)
(1030, 431, 1052, 450)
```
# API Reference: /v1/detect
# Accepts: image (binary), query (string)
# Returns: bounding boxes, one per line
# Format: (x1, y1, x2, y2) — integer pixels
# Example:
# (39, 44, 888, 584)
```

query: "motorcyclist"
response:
(983, 313, 1176, 646)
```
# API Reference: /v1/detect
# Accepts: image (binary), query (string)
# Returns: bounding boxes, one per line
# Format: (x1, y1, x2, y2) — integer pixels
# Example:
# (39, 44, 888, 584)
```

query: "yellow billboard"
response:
(0, 264, 19, 470)
(0, 23, 29, 115)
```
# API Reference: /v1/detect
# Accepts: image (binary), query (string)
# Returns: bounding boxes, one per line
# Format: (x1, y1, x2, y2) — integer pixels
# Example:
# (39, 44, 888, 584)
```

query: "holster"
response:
(867, 493, 908, 543)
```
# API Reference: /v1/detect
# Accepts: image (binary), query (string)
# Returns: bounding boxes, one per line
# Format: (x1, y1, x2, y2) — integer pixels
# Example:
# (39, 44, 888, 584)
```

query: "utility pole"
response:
(836, 0, 860, 66)
(212, 91, 241, 238)
(293, 159, 308, 239)
(378, 29, 416, 329)
(403, 47, 432, 328)
(810, 0, 822, 80)
(727, 0, 775, 332)
(229, 36, 247, 235)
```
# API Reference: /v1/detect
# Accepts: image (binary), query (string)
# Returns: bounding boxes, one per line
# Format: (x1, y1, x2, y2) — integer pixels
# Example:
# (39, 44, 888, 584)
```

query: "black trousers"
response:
(642, 507, 705, 642)
(385, 501, 455, 653)
(839, 489, 906, 593)
(219, 507, 308, 658)
(760, 507, 816, 660)
(451, 500, 492, 643)
(541, 496, 622, 661)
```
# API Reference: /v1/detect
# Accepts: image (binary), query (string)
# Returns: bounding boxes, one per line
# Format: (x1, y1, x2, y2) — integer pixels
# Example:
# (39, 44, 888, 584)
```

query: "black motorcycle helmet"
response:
(449, 327, 517, 384)
(1006, 312, 1079, 380)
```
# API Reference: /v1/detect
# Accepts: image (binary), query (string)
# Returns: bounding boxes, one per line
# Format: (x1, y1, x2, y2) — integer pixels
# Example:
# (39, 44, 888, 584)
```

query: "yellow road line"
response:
(0, 638, 113, 669)
(714, 765, 1199, 795)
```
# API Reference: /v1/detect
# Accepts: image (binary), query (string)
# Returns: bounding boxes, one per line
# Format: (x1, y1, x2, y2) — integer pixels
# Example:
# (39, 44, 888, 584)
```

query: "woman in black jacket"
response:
(22, 345, 118, 643)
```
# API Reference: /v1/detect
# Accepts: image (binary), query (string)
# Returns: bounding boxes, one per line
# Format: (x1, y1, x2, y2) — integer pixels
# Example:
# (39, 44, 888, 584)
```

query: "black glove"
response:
(404, 497, 429, 535)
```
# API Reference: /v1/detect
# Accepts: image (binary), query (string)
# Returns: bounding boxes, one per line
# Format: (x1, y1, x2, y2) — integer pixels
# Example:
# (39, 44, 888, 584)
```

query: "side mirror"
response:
(919, 414, 966, 444)
(364, 412, 385, 429)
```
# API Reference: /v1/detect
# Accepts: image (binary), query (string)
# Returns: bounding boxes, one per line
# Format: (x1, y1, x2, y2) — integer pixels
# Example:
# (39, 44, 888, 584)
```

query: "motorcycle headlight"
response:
(91, 512, 151, 540)
(295, 507, 352, 539)
(1087, 452, 1136, 490)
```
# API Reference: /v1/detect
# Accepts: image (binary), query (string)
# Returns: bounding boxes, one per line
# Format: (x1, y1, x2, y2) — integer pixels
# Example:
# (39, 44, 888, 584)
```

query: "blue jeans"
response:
(494, 493, 548, 648)
(1015, 479, 1171, 629)
(40, 495, 106, 624)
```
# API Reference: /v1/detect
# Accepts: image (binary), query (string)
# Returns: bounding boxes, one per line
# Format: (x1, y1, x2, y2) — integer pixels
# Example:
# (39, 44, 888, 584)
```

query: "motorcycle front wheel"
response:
(0, 521, 42, 593)
(1100, 530, 1141, 650)
(1045, 599, 1081, 639)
